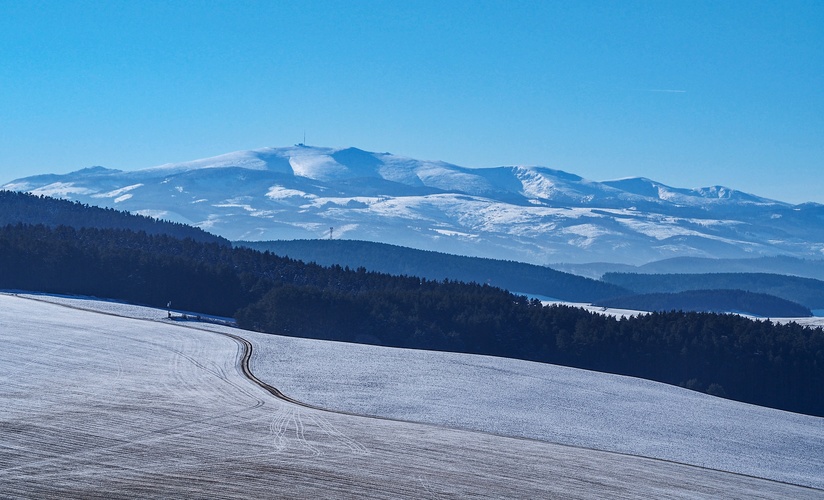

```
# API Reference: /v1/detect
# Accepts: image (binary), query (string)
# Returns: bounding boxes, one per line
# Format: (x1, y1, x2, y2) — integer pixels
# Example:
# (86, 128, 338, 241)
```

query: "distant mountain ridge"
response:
(5, 145, 824, 264)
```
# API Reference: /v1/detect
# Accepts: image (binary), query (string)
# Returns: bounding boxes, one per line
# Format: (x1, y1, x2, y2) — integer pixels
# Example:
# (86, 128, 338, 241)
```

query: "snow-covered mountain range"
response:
(5, 145, 824, 265)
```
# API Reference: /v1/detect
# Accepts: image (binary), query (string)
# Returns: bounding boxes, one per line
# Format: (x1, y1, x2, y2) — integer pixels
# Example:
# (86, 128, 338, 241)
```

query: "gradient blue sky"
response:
(1, 0, 822, 203)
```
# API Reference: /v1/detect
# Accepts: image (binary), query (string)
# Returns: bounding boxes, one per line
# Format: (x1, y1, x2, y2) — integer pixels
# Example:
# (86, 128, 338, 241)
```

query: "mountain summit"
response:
(4, 145, 824, 265)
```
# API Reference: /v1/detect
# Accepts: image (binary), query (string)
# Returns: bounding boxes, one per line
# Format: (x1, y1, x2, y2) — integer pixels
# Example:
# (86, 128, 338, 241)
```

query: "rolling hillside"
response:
(5, 293, 822, 496)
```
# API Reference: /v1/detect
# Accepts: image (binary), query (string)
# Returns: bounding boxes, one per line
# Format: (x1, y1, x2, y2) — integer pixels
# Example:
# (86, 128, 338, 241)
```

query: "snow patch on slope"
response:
(30, 182, 95, 198)
(266, 186, 316, 200)
(92, 183, 144, 198)
(289, 154, 348, 181)
(514, 167, 589, 201)
(146, 147, 295, 175)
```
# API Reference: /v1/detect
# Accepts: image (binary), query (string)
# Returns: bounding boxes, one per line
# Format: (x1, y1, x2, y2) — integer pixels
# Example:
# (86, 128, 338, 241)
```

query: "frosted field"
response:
(3, 294, 822, 498)
(247, 329, 824, 490)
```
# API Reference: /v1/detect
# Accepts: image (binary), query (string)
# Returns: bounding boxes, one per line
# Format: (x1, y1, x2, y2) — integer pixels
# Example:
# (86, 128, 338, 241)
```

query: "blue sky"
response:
(1, 0, 822, 203)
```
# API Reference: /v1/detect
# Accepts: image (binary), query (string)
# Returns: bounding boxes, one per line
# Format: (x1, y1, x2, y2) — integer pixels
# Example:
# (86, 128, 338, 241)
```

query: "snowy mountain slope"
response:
(19, 293, 824, 492)
(4, 145, 824, 264)
(602, 177, 777, 204)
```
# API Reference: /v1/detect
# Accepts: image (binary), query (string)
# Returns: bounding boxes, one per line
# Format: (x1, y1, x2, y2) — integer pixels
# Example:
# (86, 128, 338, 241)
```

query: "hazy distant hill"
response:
(595, 289, 812, 317)
(555, 255, 824, 281)
(602, 272, 824, 310)
(236, 239, 629, 303)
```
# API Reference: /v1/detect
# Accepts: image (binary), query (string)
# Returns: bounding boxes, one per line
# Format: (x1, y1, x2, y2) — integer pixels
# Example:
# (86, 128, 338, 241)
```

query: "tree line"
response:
(0, 190, 225, 244)
(240, 238, 630, 302)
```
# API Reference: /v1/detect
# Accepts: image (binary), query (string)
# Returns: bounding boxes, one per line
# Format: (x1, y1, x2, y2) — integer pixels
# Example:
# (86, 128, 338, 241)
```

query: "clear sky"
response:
(1, 0, 822, 203)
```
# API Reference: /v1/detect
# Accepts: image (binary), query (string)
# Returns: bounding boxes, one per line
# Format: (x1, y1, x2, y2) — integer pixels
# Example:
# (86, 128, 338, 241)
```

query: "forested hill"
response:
(0, 190, 226, 244)
(635, 256, 824, 281)
(238, 239, 629, 303)
(554, 255, 824, 281)
(595, 289, 812, 318)
(1, 220, 822, 416)
(602, 272, 824, 310)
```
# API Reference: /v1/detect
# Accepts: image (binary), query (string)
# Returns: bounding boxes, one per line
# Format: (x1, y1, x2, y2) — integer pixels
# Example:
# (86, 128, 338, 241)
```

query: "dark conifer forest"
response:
(1, 191, 823, 417)
(0, 190, 226, 243)
(238, 239, 630, 303)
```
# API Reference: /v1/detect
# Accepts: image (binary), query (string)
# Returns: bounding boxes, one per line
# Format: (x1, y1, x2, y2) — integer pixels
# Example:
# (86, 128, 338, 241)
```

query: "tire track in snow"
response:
(8, 294, 370, 460)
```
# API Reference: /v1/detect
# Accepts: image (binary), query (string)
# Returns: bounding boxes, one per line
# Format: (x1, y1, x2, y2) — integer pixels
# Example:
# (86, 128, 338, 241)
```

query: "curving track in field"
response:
(1, 293, 821, 499)
(203, 325, 323, 411)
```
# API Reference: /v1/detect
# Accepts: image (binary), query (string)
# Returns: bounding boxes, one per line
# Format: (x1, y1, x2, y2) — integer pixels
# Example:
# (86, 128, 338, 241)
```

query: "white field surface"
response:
(2, 294, 822, 498)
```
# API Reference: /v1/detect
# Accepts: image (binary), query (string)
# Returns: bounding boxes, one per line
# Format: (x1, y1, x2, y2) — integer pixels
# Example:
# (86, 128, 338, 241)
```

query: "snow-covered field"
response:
(7, 292, 823, 497)
(248, 332, 824, 488)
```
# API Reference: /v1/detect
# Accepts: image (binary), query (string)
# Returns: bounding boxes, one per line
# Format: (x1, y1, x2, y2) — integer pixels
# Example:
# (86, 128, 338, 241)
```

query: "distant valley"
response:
(241, 238, 822, 318)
